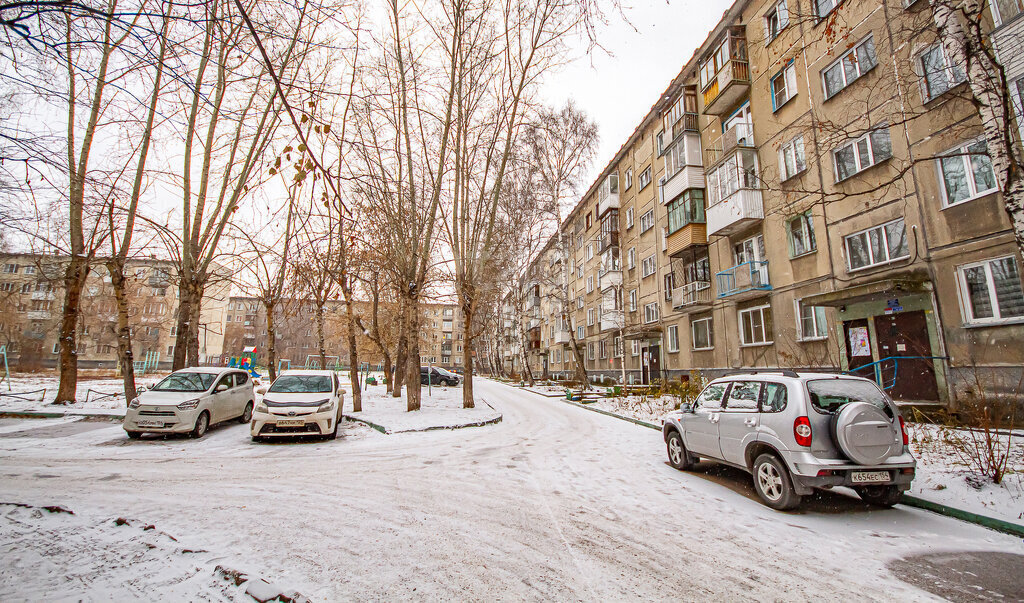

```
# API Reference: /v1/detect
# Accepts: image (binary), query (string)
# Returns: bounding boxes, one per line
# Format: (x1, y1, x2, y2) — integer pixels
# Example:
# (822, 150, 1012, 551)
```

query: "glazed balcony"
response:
(702, 60, 750, 116)
(553, 330, 571, 344)
(598, 174, 620, 216)
(704, 122, 755, 168)
(672, 281, 713, 310)
(600, 310, 624, 333)
(716, 261, 771, 300)
(599, 269, 622, 291)
(706, 188, 763, 236)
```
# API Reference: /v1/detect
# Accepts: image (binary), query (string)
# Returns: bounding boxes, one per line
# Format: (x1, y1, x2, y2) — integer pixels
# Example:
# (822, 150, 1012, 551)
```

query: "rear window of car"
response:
(806, 379, 888, 414)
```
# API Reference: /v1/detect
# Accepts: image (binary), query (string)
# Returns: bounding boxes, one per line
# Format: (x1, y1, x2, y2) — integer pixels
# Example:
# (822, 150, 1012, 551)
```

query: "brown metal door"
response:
(874, 310, 939, 402)
(844, 319, 874, 375)
(649, 344, 661, 383)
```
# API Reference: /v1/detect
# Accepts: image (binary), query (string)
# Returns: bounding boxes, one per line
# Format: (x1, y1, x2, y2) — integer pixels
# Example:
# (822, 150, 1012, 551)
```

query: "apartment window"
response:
(641, 255, 656, 278)
(691, 317, 713, 350)
(170, 326, 177, 337)
(667, 325, 679, 352)
(664, 274, 674, 301)
(765, 0, 788, 42)
(938, 139, 997, 207)
(993, 0, 1023, 23)
(576, 235, 583, 250)
(778, 135, 806, 181)
(577, 325, 585, 339)
(0, 283, 11, 292)
(586, 213, 592, 229)
(638, 167, 652, 190)
(586, 275, 594, 293)
(21, 283, 32, 293)
(166, 345, 175, 356)
(845, 219, 910, 271)
(587, 308, 595, 326)
(666, 190, 705, 234)
(644, 302, 659, 324)
(833, 126, 892, 182)
(626, 207, 634, 229)
(739, 305, 773, 346)
(226, 315, 232, 322)
(631, 340, 640, 356)
(627, 247, 636, 269)
(599, 339, 607, 359)
(796, 300, 828, 340)
(588, 342, 595, 360)
(3, 264, 17, 274)
(443, 308, 453, 316)
(586, 244, 594, 261)
(822, 35, 877, 99)
(576, 295, 584, 309)
(771, 61, 797, 110)
(577, 263, 583, 279)
(815, 0, 839, 18)
(657, 131, 667, 155)
(786, 210, 816, 257)
(23, 266, 36, 275)
(629, 289, 638, 312)
(920, 44, 966, 101)
(640, 210, 655, 233)
(957, 256, 1024, 324)
(52, 342, 60, 354)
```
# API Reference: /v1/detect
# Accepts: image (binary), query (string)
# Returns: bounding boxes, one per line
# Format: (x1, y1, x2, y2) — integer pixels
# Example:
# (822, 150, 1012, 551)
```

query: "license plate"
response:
(851, 471, 890, 483)
(276, 419, 305, 427)
(136, 420, 165, 427)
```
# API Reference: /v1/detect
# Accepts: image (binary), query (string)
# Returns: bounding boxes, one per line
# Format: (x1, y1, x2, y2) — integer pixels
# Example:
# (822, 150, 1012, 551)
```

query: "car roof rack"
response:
(723, 369, 801, 378)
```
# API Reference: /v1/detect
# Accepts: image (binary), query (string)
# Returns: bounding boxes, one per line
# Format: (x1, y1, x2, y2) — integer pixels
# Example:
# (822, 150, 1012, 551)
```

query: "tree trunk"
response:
(391, 330, 406, 398)
(344, 301, 362, 412)
(186, 282, 203, 366)
(567, 319, 588, 389)
(265, 301, 277, 382)
(107, 259, 137, 404)
(172, 278, 199, 370)
(315, 302, 327, 368)
(404, 293, 421, 411)
(54, 256, 89, 404)
(461, 305, 474, 408)
(382, 354, 394, 395)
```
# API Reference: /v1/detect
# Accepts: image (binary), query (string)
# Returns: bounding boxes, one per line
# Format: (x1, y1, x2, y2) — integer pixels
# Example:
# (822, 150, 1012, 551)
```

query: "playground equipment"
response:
(132, 351, 160, 376)
(277, 358, 291, 372)
(228, 356, 262, 379)
(0, 345, 9, 391)
(304, 355, 341, 370)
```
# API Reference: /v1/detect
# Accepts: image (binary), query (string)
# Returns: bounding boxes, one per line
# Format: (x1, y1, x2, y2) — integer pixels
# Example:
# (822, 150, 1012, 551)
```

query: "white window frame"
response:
(778, 135, 806, 181)
(764, 0, 789, 43)
(936, 138, 998, 208)
(795, 299, 828, 341)
(627, 247, 636, 269)
(587, 307, 595, 326)
(629, 289, 638, 312)
(641, 255, 656, 278)
(626, 207, 634, 229)
(691, 317, 713, 351)
(577, 325, 585, 339)
(625, 168, 633, 189)
(638, 167, 652, 190)
(588, 342, 595, 360)
(956, 256, 1024, 325)
(640, 209, 655, 233)
(643, 302, 660, 324)
(631, 340, 640, 356)
(844, 218, 910, 272)
(577, 263, 583, 279)
(786, 210, 816, 258)
(832, 127, 892, 183)
(992, 0, 1024, 25)
(771, 61, 798, 110)
(815, 0, 839, 18)
(739, 305, 773, 346)
(821, 35, 877, 99)
(919, 43, 966, 102)
(667, 325, 679, 352)
(586, 244, 594, 261)
(586, 275, 594, 293)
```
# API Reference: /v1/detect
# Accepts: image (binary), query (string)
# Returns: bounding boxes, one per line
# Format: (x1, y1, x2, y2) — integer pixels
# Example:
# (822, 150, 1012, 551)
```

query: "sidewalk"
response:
(343, 385, 501, 434)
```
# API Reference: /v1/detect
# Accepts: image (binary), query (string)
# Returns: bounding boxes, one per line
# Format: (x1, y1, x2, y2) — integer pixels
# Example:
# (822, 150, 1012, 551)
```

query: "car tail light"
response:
(794, 416, 812, 447)
(898, 416, 909, 446)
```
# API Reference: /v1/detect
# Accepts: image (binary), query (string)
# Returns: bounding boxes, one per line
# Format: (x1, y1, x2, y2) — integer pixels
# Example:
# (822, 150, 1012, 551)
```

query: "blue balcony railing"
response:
(715, 260, 771, 298)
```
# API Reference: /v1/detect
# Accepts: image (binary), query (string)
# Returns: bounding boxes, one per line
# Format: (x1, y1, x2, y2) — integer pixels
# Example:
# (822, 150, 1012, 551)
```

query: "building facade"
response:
(501, 0, 1024, 406)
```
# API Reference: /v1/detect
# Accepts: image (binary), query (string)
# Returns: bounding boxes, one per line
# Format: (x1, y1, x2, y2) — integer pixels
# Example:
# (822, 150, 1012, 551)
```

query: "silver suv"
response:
(662, 370, 915, 510)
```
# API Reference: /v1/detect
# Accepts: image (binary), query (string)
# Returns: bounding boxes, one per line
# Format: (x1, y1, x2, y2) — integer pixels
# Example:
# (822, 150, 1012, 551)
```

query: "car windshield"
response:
(806, 379, 888, 414)
(268, 375, 332, 393)
(151, 372, 217, 392)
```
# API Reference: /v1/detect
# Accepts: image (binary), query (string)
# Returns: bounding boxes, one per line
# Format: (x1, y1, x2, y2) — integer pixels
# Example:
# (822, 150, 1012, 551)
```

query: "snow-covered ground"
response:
(347, 383, 501, 433)
(1, 378, 1021, 601)
(0, 372, 170, 416)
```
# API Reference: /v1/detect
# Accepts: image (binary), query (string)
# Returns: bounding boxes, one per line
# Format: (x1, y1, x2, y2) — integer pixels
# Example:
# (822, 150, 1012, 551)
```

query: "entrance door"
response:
(844, 318, 874, 376)
(874, 310, 939, 402)
(649, 344, 661, 383)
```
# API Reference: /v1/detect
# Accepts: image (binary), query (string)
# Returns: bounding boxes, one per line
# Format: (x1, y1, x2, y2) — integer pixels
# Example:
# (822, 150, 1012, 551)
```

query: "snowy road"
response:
(1, 378, 1022, 601)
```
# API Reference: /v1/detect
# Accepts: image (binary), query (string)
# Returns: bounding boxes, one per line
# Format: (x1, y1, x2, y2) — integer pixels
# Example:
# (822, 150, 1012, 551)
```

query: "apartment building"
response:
(0, 253, 230, 369)
(222, 296, 466, 371)
(502, 0, 1024, 406)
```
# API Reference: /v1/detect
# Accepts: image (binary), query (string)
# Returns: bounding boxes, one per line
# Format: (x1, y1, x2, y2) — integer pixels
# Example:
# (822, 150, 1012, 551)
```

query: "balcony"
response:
(599, 231, 619, 252)
(704, 122, 755, 168)
(598, 173, 620, 216)
(554, 330, 571, 344)
(666, 224, 708, 256)
(672, 281, 713, 310)
(716, 261, 771, 299)
(30, 291, 55, 301)
(528, 317, 541, 330)
(702, 60, 750, 115)
(661, 166, 705, 204)
(707, 188, 763, 236)
(27, 311, 51, 320)
(600, 310, 624, 333)
(599, 269, 622, 291)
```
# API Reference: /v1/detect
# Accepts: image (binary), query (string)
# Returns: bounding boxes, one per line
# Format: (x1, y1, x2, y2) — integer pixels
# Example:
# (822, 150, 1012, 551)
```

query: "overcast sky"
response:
(539, 0, 731, 189)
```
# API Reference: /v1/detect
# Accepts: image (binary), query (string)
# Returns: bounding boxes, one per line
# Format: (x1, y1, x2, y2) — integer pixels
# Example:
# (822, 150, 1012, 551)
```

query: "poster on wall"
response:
(849, 327, 871, 357)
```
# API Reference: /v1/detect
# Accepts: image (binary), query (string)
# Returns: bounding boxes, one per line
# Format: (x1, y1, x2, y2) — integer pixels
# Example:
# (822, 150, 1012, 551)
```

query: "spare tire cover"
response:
(833, 401, 897, 465)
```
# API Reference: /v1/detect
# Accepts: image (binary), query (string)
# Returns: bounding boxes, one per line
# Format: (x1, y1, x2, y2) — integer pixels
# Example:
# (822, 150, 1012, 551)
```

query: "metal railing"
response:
(672, 281, 712, 308)
(715, 260, 770, 298)
(845, 356, 949, 392)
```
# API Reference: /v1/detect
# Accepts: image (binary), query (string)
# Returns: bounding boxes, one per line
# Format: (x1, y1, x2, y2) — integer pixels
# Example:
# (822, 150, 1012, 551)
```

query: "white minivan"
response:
(251, 370, 345, 441)
(123, 367, 255, 438)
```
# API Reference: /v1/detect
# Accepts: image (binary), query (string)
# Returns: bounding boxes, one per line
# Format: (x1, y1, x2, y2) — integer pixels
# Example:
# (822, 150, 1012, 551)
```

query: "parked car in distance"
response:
(662, 371, 915, 510)
(251, 370, 345, 442)
(123, 367, 255, 439)
(420, 366, 459, 386)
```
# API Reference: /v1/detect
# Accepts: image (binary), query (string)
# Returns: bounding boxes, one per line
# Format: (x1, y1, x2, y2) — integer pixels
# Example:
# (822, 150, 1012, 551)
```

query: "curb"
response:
(342, 397, 503, 435)
(0, 410, 125, 420)
(900, 494, 1024, 538)
(511, 384, 661, 431)
(505, 381, 1024, 538)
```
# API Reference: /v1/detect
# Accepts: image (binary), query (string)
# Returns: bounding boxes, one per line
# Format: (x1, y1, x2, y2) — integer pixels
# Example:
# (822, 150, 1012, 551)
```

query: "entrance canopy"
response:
(623, 326, 663, 341)
(802, 278, 931, 308)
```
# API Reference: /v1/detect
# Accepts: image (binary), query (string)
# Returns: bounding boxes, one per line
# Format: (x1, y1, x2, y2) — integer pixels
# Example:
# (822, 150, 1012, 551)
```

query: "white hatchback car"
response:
(251, 370, 345, 441)
(123, 367, 255, 439)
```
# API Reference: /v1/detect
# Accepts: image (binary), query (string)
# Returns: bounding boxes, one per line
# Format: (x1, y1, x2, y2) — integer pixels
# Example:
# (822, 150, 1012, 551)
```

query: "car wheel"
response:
(855, 485, 902, 507)
(190, 411, 210, 439)
(666, 431, 693, 470)
(239, 401, 254, 423)
(126, 431, 142, 439)
(326, 415, 340, 440)
(752, 454, 801, 510)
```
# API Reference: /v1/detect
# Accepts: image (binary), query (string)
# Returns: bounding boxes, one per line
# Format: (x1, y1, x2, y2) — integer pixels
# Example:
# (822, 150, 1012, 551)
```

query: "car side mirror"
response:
(137, 386, 148, 393)
(256, 386, 268, 395)
(338, 389, 347, 395)
(215, 383, 229, 393)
